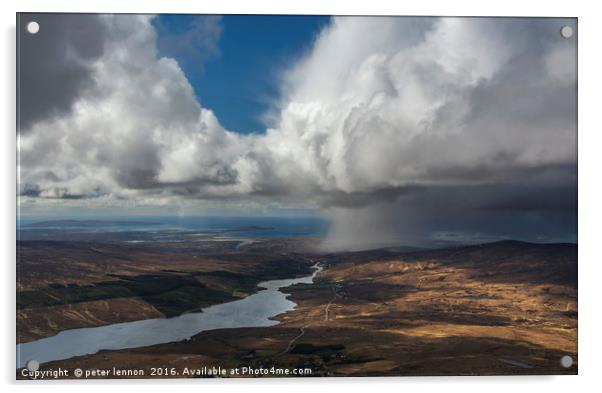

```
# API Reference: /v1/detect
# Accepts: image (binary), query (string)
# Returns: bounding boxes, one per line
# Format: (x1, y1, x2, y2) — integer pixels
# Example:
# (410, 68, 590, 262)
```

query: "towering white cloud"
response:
(18, 15, 577, 248)
(19, 15, 250, 202)
(260, 17, 576, 196)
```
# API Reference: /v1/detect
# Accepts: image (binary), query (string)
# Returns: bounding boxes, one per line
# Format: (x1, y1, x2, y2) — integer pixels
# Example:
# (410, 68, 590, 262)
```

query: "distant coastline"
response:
(22, 219, 162, 228)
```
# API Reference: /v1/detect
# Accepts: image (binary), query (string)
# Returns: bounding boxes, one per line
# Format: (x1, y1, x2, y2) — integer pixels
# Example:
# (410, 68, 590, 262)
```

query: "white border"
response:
(2, 1, 601, 392)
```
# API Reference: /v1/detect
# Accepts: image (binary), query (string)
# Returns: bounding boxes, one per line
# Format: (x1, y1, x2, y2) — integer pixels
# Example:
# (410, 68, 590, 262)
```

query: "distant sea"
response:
(17, 216, 330, 238)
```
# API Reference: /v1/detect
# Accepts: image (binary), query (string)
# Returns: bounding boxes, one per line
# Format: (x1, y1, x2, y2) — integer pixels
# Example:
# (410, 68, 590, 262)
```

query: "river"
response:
(16, 264, 322, 368)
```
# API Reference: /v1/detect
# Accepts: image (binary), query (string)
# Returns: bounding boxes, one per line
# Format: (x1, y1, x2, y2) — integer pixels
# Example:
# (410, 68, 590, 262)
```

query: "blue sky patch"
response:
(153, 14, 330, 134)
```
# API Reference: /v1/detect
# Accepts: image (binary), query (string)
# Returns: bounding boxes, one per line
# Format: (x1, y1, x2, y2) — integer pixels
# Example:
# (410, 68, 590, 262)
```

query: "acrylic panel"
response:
(16, 13, 577, 379)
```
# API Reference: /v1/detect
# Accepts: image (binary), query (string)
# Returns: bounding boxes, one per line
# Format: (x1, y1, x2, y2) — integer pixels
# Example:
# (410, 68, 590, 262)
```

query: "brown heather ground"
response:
(17, 240, 313, 343)
(18, 240, 577, 378)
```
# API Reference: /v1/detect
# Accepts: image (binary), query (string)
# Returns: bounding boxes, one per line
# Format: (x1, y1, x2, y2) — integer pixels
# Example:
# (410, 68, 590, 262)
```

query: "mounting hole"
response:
(26, 359, 39, 372)
(26, 21, 39, 34)
(560, 355, 573, 368)
(560, 25, 573, 39)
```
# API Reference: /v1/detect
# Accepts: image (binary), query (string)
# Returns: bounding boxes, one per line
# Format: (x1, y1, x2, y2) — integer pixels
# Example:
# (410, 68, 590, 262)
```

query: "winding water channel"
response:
(17, 264, 322, 368)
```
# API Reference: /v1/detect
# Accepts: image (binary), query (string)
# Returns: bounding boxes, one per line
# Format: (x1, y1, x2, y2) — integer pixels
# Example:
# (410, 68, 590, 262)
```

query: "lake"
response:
(17, 264, 322, 368)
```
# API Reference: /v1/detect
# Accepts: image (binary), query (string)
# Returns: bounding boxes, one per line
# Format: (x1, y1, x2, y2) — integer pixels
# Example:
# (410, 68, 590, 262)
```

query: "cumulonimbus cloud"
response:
(17, 15, 577, 247)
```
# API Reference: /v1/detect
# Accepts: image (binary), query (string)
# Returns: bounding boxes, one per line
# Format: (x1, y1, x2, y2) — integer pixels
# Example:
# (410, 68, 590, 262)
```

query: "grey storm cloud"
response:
(17, 13, 108, 131)
(17, 15, 577, 248)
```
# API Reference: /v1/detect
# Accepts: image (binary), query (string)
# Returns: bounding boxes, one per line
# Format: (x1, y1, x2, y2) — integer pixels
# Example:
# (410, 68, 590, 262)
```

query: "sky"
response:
(17, 14, 577, 248)
(152, 15, 329, 134)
